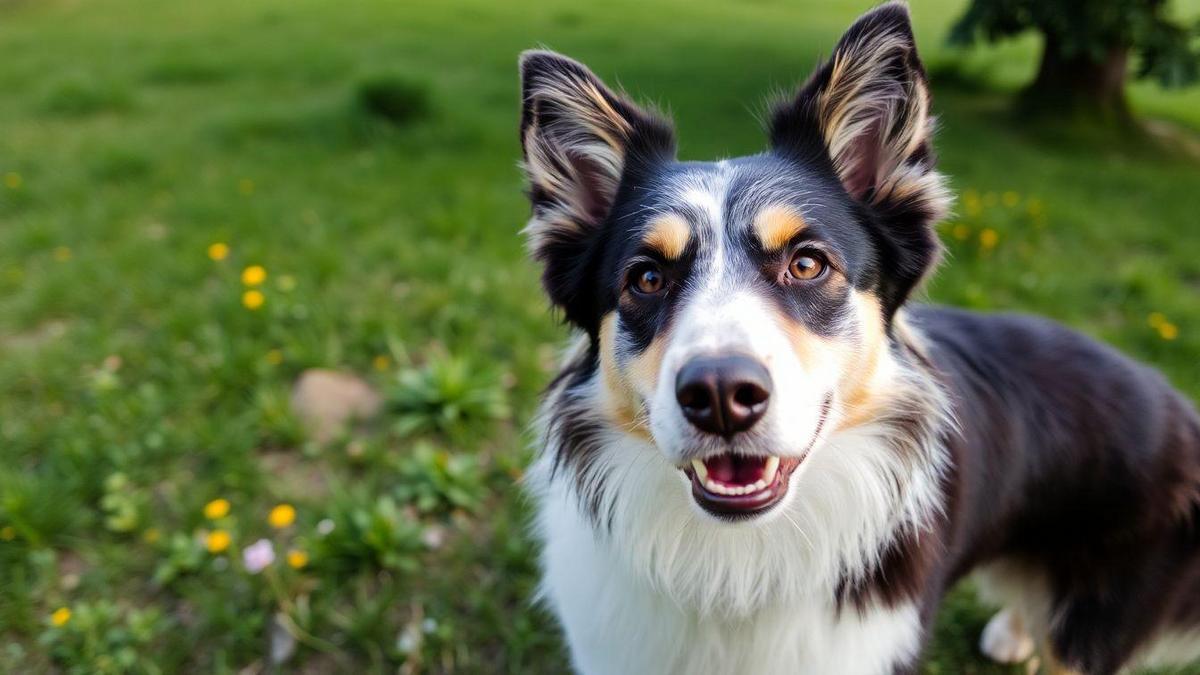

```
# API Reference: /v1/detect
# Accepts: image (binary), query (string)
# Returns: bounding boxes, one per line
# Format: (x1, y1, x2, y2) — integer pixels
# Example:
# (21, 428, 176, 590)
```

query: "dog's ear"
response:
(519, 50, 675, 333)
(770, 2, 950, 315)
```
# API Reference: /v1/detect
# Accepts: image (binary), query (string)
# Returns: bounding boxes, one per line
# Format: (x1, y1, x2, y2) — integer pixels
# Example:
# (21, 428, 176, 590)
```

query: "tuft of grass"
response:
(39, 77, 135, 117)
(387, 357, 510, 441)
(86, 147, 153, 183)
(353, 74, 432, 126)
(142, 58, 232, 85)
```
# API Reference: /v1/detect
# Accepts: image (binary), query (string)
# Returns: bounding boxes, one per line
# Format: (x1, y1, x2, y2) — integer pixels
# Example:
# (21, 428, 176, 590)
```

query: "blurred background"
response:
(1, 0, 1197, 672)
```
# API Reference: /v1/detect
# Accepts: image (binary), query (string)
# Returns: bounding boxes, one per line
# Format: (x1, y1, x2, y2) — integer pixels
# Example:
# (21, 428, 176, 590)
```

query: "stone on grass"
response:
(290, 369, 382, 443)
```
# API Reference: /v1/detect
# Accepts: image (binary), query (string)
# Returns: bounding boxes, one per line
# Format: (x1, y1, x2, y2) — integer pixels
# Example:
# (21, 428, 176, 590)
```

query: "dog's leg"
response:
(980, 607, 1036, 664)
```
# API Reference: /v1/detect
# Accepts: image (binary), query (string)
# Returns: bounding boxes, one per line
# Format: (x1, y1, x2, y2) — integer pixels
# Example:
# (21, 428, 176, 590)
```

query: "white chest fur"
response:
(535, 484, 924, 675)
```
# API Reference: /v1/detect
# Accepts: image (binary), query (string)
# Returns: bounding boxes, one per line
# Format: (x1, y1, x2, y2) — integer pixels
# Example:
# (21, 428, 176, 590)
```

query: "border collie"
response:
(517, 3, 1200, 673)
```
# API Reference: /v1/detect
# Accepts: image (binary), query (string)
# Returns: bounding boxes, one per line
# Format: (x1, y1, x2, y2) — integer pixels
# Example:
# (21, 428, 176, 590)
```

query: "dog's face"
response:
(521, 2, 949, 523)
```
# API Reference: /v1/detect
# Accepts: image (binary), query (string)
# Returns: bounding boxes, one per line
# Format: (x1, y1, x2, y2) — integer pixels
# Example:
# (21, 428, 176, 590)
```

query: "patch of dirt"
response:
(1, 319, 68, 351)
(1143, 118, 1200, 162)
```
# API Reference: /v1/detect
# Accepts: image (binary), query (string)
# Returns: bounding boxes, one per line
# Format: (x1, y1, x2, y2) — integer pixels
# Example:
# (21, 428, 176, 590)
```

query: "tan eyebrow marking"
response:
(641, 213, 691, 260)
(752, 205, 808, 251)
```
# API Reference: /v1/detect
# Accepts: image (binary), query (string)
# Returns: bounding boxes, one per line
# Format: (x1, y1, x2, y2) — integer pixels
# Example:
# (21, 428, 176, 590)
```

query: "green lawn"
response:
(1, 0, 1198, 672)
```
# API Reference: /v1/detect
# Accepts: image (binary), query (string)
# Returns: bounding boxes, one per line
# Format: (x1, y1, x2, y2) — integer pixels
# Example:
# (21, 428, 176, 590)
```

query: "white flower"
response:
(242, 538, 276, 574)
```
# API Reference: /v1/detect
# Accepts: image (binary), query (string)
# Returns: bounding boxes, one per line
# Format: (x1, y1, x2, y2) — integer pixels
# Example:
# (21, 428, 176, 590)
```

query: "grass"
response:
(0, 0, 1197, 672)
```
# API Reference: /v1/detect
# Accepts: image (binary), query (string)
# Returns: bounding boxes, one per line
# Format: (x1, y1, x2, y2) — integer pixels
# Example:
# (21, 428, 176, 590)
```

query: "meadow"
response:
(1, 0, 1198, 672)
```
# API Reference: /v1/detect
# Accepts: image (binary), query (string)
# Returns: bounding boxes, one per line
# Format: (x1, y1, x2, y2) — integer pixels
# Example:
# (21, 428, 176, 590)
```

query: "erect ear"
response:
(769, 2, 950, 315)
(519, 50, 675, 334)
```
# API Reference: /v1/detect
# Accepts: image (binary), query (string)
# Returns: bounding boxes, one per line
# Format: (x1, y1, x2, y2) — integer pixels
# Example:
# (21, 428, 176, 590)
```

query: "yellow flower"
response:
(0, 526, 14, 541)
(372, 355, 391, 372)
(1148, 312, 1167, 329)
(286, 549, 309, 569)
(979, 228, 999, 250)
(1002, 191, 1020, 208)
(53, 246, 72, 262)
(204, 498, 231, 520)
(1159, 322, 1179, 341)
(207, 242, 230, 261)
(50, 607, 71, 627)
(241, 265, 267, 286)
(268, 504, 296, 529)
(266, 349, 284, 365)
(238, 178, 255, 195)
(952, 224, 971, 241)
(206, 529, 231, 554)
(242, 290, 265, 310)
(4, 172, 21, 189)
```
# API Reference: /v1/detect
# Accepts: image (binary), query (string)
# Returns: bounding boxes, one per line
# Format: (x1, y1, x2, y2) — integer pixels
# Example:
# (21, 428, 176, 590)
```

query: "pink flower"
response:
(242, 538, 276, 574)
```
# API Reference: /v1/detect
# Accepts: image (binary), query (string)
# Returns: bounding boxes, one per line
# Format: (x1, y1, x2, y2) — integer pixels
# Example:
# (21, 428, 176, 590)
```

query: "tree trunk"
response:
(1019, 32, 1132, 127)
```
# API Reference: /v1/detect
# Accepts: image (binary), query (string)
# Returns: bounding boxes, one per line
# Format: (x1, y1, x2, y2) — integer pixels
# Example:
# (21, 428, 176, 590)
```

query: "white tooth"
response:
(691, 459, 708, 482)
(762, 456, 780, 484)
(751, 480, 766, 492)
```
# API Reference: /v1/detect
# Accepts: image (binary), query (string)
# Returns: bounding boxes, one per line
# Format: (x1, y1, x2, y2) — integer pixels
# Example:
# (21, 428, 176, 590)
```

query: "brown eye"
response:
(787, 251, 826, 281)
(632, 265, 665, 295)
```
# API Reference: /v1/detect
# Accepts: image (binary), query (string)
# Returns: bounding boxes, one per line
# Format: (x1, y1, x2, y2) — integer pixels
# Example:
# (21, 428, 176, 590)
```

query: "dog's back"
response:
(915, 305, 1200, 671)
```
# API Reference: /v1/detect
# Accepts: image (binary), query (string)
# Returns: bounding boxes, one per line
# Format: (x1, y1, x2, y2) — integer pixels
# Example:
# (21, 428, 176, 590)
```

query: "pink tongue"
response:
(706, 454, 735, 483)
(703, 454, 766, 486)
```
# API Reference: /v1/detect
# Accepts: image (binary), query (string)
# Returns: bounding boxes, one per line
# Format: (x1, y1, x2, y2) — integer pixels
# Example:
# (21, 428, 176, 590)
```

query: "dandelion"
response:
(372, 355, 391, 372)
(952, 224, 971, 241)
(979, 228, 999, 251)
(4, 172, 21, 189)
(1159, 322, 1179, 341)
(0, 526, 14, 541)
(286, 549, 309, 569)
(206, 529, 231, 554)
(241, 265, 267, 286)
(204, 498, 231, 520)
(1002, 191, 1020, 208)
(53, 246, 72, 262)
(268, 503, 296, 529)
(266, 349, 284, 365)
(242, 290, 265, 310)
(1148, 312, 1168, 329)
(207, 242, 230, 261)
(238, 178, 255, 195)
(242, 538, 276, 573)
(50, 607, 71, 627)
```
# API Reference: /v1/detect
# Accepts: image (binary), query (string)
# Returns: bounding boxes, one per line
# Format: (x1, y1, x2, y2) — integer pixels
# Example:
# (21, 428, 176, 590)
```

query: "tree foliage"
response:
(951, 0, 1200, 88)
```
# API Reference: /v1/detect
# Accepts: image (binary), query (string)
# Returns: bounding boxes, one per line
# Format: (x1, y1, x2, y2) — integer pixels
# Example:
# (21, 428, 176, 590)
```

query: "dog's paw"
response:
(980, 608, 1036, 664)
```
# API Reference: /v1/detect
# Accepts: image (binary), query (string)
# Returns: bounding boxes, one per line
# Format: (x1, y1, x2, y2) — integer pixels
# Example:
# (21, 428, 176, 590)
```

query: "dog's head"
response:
(520, 2, 949, 524)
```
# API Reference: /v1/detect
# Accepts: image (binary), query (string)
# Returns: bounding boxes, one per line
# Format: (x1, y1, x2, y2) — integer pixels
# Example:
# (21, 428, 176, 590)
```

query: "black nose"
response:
(675, 355, 772, 437)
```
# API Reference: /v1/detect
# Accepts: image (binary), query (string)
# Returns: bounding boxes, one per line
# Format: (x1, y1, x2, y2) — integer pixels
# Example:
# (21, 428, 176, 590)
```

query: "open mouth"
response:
(682, 453, 803, 518)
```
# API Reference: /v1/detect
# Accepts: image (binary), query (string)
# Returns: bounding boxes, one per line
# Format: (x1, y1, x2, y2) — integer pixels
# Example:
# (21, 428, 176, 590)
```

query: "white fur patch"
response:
(533, 470, 925, 675)
(1130, 630, 1200, 670)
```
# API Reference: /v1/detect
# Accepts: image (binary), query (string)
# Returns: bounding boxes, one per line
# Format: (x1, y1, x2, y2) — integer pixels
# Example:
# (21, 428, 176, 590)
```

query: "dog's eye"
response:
(630, 264, 666, 295)
(787, 251, 826, 281)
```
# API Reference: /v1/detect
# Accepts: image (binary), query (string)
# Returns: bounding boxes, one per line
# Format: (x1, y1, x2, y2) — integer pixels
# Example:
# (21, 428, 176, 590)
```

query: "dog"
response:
(516, 3, 1200, 673)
